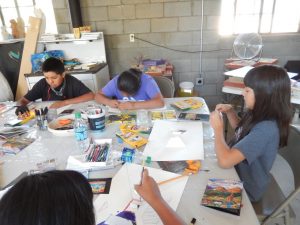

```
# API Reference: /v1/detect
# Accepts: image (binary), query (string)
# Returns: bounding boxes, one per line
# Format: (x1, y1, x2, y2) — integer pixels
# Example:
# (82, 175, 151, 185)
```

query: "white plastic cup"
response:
(87, 108, 105, 132)
(136, 109, 149, 127)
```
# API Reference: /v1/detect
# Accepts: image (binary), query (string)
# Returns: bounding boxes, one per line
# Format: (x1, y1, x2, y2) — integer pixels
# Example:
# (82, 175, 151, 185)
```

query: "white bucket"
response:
(179, 81, 194, 94)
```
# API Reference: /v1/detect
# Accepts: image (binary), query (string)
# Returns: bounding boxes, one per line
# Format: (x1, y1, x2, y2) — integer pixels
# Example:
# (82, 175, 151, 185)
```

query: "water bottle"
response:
(74, 112, 89, 152)
(119, 147, 151, 165)
(132, 150, 145, 164)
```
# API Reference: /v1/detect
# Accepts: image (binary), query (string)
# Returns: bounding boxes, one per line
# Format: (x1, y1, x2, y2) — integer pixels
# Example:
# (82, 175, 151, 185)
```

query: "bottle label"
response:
(75, 127, 87, 141)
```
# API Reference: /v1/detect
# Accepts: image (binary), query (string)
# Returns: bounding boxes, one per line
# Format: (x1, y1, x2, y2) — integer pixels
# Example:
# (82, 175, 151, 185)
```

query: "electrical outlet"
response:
(195, 77, 204, 86)
(129, 34, 135, 42)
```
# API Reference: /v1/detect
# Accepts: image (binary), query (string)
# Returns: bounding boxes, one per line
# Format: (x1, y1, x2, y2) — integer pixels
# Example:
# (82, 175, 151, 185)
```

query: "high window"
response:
(0, 0, 57, 34)
(219, 0, 300, 35)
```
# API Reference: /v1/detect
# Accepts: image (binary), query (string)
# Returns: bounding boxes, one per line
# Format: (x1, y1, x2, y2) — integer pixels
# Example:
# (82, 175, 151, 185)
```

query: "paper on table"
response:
(143, 120, 204, 161)
(107, 104, 167, 114)
(105, 215, 133, 225)
(94, 163, 189, 225)
(224, 65, 297, 79)
(56, 104, 73, 115)
(224, 66, 254, 78)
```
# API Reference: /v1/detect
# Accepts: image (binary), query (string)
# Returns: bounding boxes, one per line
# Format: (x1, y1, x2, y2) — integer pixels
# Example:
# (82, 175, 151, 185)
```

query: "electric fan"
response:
(232, 33, 263, 60)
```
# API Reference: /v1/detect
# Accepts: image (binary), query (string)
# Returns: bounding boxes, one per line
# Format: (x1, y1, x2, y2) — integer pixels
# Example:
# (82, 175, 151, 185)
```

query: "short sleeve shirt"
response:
(24, 75, 92, 101)
(101, 74, 161, 101)
(234, 120, 279, 202)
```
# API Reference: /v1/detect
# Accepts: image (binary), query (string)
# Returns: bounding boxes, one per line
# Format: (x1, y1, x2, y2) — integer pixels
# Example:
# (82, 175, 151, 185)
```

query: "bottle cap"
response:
(75, 112, 81, 119)
(146, 156, 152, 164)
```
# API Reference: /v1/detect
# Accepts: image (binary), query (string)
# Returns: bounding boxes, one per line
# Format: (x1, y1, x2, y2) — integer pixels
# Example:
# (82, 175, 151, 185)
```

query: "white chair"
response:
(253, 125, 300, 225)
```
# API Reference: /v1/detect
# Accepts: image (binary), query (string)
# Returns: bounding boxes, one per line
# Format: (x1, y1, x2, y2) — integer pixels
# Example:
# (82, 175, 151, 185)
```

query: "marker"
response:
(189, 218, 196, 225)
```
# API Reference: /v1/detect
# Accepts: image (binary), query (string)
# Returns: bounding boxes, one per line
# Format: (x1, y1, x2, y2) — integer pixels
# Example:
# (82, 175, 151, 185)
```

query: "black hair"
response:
(42, 57, 65, 75)
(117, 68, 142, 95)
(231, 65, 292, 147)
(0, 170, 95, 225)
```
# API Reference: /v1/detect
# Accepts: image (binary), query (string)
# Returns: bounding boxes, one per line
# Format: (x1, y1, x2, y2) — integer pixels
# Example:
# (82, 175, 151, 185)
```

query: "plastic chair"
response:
(153, 76, 175, 98)
(253, 125, 300, 225)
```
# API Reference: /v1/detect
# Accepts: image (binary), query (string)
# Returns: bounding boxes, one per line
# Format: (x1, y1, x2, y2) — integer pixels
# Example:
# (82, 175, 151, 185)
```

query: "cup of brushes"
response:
(35, 107, 48, 130)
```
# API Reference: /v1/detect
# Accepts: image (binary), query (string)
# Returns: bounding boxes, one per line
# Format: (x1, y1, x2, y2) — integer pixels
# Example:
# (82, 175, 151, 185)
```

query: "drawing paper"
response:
(143, 120, 204, 161)
(94, 163, 189, 225)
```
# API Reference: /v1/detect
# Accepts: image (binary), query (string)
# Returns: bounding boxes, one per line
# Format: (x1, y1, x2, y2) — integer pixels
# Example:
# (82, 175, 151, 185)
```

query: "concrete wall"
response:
(52, 0, 300, 109)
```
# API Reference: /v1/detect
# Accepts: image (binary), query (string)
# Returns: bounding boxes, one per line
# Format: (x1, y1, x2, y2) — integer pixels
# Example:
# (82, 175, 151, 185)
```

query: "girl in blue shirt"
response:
(210, 65, 292, 202)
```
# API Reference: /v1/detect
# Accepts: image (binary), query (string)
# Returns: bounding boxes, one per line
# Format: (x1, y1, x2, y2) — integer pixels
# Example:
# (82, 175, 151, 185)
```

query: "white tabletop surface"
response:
(0, 98, 259, 225)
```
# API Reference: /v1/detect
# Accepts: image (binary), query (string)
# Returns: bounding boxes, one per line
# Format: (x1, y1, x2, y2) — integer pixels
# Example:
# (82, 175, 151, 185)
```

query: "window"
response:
(219, 0, 300, 35)
(0, 0, 57, 34)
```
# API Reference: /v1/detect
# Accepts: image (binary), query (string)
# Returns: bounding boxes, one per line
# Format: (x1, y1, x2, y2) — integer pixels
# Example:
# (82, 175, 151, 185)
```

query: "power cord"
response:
(134, 36, 231, 53)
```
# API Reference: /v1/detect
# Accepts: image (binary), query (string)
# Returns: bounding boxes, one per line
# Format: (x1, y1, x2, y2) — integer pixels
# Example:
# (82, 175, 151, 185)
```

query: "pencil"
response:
(140, 167, 145, 185)
(158, 174, 187, 186)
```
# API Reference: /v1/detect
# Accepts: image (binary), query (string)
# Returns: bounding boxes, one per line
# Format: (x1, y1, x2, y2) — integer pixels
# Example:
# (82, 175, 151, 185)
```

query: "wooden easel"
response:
(15, 16, 41, 100)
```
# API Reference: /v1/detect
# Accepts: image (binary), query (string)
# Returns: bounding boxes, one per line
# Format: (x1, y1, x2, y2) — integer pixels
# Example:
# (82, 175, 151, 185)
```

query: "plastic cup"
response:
(136, 109, 149, 127)
(87, 108, 105, 132)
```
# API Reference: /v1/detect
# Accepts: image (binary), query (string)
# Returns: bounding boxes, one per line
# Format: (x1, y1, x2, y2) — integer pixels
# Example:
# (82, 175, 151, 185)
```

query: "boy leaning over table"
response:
(15, 57, 94, 116)
(95, 68, 164, 110)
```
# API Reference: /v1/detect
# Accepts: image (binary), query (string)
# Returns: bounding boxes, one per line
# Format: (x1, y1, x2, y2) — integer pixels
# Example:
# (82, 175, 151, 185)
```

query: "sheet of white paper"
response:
(107, 105, 167, 114)
(165, 136, 186, 148)
(94, 163, 189, 225)
(107, 107, 121, 114)
(56, 104, 73, 114)
(224, 65, 297, 79)
(224, 66, 254, 78)
(143, 120, 204, 161)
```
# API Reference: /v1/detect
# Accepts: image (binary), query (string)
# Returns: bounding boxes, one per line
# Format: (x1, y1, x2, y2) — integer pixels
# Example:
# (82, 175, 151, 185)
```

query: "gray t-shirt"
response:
(234, 120, 279, 202)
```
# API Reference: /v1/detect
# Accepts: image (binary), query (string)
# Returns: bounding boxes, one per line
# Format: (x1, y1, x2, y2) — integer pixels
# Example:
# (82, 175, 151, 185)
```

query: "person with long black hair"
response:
(210, 65, 292, 202)
(0, 170, 95, 225)
(95, 68, 164, 110)
(0, 170, 185, 225)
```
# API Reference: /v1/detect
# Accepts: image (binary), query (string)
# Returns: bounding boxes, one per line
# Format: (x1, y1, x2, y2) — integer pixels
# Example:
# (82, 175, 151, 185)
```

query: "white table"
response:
(0, 98, 259, 225)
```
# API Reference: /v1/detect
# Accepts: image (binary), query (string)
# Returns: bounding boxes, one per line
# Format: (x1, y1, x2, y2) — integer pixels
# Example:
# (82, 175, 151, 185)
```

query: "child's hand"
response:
(15, 105, 29, 117)
(118, 102, 135, 110)
(134, 169, 163, 207)
(210, 110, 224, 131)
(107, 99, 119, 108)
(215, 104, 233, 113)
(49, 101, 67, 109)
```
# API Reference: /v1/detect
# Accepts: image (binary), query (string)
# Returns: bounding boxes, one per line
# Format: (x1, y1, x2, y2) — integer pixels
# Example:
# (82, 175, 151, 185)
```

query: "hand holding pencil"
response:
(135, 169, 186, 225)
(209, 109, 224, 131)
(134, 169, 163, 207)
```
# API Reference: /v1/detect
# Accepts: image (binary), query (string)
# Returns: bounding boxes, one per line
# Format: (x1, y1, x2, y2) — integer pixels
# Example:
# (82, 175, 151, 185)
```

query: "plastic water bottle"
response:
(132, 150, 145, 164)
(133, 152, 151, 165)
(74, 112, 89, 152)
(118, 148, 152, 165)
